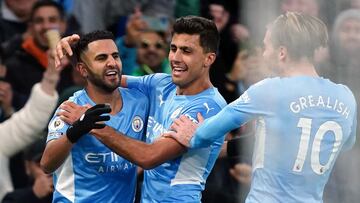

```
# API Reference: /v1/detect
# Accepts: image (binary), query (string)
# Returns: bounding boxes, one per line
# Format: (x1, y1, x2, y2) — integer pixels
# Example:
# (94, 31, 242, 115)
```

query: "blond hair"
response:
(270, 12, 328, 62)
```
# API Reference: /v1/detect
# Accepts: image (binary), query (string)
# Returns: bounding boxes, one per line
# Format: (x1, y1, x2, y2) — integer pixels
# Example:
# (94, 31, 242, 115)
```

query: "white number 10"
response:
(292, 118, 343, 175)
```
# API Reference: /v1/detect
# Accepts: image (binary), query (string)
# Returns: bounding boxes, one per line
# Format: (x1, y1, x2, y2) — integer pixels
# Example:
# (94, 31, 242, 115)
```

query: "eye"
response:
(96, 55, 107, 61)
(181, 47, 191, 54)
(170, 46, 177, 52)
(112, 53, 119, 59)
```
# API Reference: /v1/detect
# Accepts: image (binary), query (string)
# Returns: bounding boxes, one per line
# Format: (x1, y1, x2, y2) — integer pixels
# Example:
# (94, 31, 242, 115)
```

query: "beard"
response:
(86, 67, 121, 93)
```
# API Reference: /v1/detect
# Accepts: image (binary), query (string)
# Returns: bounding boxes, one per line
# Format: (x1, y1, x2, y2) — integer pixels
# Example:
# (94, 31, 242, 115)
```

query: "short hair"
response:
(29, 0, 65, 22)
(172, 16, 219, 53)
(269, 12, 328, 61)
(73, 30, 114, 63)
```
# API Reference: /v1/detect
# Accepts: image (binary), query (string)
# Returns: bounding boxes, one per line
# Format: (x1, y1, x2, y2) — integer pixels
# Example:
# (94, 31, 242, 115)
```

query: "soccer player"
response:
(54, 16, 227, 202)
(167, 12, 357, 202)
(40, 30, 149, 202)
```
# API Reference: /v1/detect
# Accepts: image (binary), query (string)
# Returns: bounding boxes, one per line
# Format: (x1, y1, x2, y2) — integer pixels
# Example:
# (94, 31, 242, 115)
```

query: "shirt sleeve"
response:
(0, 83, 58, 157)
(46, 109, 70, 143)
(343, 107, 357, 151)
(190, 81, 270, 148)
(126, 73, 170, 97)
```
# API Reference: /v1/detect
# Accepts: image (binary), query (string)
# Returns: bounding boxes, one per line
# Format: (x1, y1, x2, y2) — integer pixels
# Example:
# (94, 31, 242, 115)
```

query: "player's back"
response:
(246, 76, 357, 203)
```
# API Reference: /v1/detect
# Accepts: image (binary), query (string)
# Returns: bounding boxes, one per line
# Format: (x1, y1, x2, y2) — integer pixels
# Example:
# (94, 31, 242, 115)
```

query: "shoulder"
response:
(182, 88, 227, 118)
(120, 87, 149, 103)
(68, 89, 87, 103)
(149, 73, 172, 84)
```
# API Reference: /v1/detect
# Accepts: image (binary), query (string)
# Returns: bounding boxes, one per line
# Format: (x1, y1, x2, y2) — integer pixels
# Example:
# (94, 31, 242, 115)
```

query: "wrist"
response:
(42, 71, 60, 84)
(66, 125, 81, 143)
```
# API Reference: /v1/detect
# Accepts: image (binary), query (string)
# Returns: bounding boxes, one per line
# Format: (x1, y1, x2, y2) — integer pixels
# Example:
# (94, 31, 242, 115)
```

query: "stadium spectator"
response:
(0, 49, 61, 201)
(317, 9, 360, 203)
(0, 0, 37, 43)
(2, 139, 53, 203)
(4, 0, 73, 110)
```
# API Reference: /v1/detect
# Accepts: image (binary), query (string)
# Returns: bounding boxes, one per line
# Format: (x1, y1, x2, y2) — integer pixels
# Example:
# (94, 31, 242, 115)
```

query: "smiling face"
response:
(79, 39, 122, 93)
(169, 33, 215, 93)
(30, 5, 65, 48)
(137, 32, 167, 70)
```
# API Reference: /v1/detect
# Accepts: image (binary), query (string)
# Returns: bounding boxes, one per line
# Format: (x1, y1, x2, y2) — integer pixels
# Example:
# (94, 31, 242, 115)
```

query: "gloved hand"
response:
(66, 104, 111, 143)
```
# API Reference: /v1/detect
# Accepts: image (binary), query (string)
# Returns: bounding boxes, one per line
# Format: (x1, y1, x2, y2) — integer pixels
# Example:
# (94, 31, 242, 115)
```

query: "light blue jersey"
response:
(47, 88, 149, 203)
(190, 76, 357, 203)
(127, 73, 227, 203)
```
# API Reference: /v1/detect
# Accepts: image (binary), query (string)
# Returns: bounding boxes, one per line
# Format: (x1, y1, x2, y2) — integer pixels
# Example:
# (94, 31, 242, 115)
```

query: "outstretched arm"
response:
(168, 105, 250, 148)
(91, 126, 186, 169)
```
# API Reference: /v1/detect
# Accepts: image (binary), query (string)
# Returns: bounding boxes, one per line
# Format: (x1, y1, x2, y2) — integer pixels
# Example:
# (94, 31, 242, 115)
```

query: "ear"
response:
(77, 62, 88, 78)
(278, 46, 287, 62)
(204, 53, 217, 68)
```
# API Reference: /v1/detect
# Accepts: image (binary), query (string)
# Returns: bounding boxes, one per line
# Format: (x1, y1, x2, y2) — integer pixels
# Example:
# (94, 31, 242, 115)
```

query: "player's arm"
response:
(169, 99, 257, 148)
(91, 127, 186, 169)
(40, 104, 111, 173)
(41, 136, 73, 174)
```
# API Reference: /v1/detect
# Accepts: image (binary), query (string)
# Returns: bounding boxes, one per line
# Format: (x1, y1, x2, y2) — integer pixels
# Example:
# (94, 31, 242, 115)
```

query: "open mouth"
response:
(104, 70, 119, 79)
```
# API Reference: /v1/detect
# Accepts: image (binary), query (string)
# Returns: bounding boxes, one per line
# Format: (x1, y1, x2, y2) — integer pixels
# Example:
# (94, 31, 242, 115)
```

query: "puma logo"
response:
(159, 94, 165, 106)
(203, 103, 214, 114)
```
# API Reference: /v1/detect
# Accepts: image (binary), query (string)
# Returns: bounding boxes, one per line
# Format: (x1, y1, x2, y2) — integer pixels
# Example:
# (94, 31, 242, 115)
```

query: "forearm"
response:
(40, 70, 60, 96)
(40, 136, 73, 173)
(191, 107, 244, 148)
(93, 129, 185, 169)
(94, 131, 158, 169)
(0, 83, 58, 156)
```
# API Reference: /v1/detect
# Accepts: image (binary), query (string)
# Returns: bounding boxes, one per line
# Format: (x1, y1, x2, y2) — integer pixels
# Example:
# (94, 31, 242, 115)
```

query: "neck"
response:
(176, 77, 213, 95)
(85, 85, 122, 114)
(281, 59, 319, 77)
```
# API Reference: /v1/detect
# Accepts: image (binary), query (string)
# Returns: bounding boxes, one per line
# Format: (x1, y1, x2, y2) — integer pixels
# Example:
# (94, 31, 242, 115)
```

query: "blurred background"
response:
(0, 0, 359, 202)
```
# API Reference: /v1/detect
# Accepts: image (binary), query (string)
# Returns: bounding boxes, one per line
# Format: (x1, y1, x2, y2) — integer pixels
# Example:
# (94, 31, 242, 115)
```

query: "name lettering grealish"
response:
(290, 95, 350, 119)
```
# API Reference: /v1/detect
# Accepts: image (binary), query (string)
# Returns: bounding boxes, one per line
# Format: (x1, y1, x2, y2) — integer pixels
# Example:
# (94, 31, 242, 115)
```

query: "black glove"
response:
(66, 104, 111, 143)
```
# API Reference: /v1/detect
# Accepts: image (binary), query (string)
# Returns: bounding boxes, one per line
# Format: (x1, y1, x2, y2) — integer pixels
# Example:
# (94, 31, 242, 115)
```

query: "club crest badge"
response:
(49, 117, 65, 131)
(132, 116, 144, 132)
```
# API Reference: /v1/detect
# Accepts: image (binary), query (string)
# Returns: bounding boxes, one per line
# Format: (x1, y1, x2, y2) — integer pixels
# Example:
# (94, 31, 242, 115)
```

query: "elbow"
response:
(136, 154, 161, 170)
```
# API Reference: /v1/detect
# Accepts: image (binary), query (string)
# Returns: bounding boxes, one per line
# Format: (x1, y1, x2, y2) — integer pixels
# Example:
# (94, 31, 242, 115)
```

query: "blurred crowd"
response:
(0, 0, 359, 202)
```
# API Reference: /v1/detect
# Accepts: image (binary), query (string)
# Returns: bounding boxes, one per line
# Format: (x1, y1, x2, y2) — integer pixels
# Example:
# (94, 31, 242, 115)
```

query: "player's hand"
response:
(124, 8, 147, 46)
(163, 113, 204, 147)
(54, 34, 80, 69)
(32, 174, 53, 198)
(58, 101, 91, 125)
(229, 163, 252, 185)
(66, 104, 111, 143)
(91, 125, 116, 140)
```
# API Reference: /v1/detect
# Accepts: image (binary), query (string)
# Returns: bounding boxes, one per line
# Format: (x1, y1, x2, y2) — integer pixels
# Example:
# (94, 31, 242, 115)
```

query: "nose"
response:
(169, 49, 181, 62)
(107, 57, 117, 67)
